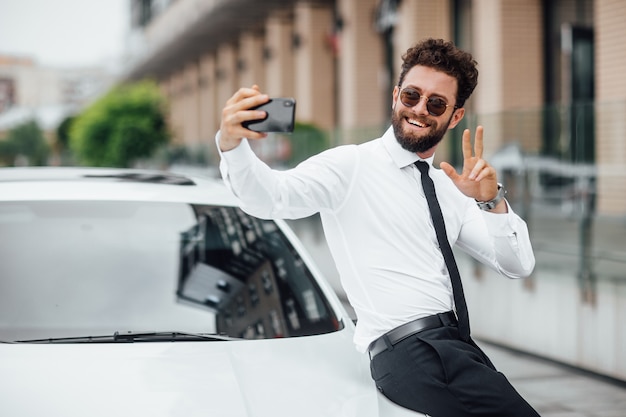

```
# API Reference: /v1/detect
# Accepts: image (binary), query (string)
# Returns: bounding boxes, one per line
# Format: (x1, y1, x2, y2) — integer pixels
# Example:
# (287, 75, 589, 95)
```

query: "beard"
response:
(391, 107, 453, 154)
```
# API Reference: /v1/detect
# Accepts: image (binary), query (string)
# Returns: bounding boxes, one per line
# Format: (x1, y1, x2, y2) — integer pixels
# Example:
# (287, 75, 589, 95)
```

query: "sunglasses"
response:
(399, 87, 457, 117)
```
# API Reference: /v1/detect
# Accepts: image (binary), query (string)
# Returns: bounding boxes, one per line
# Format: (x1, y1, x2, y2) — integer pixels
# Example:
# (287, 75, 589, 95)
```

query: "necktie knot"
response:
(415, 160, 429, 174)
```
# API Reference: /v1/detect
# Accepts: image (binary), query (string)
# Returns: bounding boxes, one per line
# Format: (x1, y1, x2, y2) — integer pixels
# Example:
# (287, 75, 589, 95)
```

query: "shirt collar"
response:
(381, 126, 435, 168)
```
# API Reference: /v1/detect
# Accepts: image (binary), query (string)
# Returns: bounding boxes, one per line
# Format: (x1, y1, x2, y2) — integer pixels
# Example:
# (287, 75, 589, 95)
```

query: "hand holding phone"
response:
(242, 98, 296, 133)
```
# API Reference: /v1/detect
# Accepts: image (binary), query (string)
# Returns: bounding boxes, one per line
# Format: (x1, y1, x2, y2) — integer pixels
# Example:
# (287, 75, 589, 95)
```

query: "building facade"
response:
(0, 55, 115, 138)
(123, 0, 625, 214)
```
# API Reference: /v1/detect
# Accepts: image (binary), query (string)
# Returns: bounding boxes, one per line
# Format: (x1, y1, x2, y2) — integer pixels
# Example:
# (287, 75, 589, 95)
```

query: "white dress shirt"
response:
(217, 127, 535, 352)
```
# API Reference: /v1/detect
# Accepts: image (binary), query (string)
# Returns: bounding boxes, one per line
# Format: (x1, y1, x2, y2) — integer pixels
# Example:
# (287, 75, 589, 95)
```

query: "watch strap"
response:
(475, 183, 506, 211)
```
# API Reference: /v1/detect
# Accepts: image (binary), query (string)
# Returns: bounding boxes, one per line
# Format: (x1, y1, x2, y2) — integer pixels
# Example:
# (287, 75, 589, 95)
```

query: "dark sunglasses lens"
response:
(400, 88, 420, 107)
(426, 98, 447, 116)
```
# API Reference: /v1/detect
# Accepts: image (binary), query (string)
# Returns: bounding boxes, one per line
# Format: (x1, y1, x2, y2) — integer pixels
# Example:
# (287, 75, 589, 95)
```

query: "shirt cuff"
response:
(215, 131, 256, 177)
(481, 200, 518, 237)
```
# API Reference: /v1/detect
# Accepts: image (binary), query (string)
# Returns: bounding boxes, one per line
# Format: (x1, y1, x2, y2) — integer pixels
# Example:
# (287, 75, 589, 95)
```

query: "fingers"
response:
(462, 128, 472, 160)
(225, 86, 268, 115)
(474, 126, 484, 159)
(468, 159, 495, 181)
(462, 125, 484, 160)
(220, 86, 270, 148)
(461, 125, 495, 181)
(440, 161, 459, 181)
(446, 125, 499, 200)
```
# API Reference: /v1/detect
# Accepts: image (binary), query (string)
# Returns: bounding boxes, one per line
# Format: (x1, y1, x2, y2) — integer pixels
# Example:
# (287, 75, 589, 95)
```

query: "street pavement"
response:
(480, 341, 626, 417)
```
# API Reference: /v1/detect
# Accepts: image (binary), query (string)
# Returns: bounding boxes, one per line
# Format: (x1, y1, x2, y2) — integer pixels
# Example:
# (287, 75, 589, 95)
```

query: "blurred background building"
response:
(0, 55, 115, 140)
(120, 0, 624, 212)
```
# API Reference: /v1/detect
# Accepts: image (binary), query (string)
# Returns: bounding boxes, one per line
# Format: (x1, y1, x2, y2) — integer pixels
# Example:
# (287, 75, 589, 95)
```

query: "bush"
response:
(69, 80, 170, 167)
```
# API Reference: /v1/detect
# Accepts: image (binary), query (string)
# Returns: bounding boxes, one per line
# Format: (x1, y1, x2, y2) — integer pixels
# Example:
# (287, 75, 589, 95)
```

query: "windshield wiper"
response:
(15, 331, 241, 344)
(112, 331, 241, 343)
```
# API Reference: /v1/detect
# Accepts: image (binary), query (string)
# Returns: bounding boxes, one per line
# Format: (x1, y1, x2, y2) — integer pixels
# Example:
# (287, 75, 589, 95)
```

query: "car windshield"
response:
(0, 201, 341, 342)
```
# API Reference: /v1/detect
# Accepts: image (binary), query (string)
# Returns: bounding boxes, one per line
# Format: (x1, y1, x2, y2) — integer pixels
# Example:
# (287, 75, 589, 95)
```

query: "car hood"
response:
(0, 330, 379, 417)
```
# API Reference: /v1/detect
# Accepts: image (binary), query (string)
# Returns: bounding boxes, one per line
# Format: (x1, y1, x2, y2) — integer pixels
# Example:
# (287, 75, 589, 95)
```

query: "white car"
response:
(0, 167, 417, 417)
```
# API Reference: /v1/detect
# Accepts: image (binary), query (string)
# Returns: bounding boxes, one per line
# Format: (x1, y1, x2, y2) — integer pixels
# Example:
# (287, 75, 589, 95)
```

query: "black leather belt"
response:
(368, 311, 457, 359)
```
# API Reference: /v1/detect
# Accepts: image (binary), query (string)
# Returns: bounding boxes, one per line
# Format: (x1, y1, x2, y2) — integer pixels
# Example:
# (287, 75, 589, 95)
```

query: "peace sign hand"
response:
(440, 126, 507, 212)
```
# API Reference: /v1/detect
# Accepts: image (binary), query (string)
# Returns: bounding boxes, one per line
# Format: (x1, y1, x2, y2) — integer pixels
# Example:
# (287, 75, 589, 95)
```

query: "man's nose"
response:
(413, 96, 430, 116)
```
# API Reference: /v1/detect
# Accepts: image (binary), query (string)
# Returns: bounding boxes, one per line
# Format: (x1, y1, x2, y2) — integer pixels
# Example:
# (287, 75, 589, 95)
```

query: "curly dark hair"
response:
(398, 38, 478, 108)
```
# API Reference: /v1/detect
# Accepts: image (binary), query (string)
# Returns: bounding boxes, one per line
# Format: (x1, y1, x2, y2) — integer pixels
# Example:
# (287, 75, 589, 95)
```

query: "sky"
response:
(0, 0, 129, 68)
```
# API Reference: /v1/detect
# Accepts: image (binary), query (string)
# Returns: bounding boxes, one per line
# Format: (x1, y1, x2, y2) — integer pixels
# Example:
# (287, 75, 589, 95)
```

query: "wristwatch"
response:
(475, 183, 506, 211)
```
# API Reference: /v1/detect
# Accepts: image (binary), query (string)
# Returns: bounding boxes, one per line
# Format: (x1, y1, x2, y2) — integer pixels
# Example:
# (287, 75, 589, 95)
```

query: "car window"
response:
(0, 201, 341, 342)
(179, 205, 342, 339)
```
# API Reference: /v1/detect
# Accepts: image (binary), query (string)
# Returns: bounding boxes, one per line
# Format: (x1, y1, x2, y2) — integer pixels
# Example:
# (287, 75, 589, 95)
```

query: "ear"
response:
(392, 85, 400, 109)
(448, 107, 465, 129)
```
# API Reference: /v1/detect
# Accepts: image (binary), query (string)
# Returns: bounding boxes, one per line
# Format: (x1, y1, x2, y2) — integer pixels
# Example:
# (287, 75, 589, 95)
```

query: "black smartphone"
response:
(242, 98, 296, 133)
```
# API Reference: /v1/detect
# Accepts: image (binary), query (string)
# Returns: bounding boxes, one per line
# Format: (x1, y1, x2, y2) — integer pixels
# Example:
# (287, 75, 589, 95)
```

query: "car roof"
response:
(0, 167, 239, 205)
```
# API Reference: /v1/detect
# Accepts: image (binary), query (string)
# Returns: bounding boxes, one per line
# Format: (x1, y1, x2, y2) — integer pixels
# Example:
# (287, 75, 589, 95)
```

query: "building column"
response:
(472, 0, 543, 157)
(394, 0, 452, 61)
(182, 61, 201, 146)
(215, 42, 239, 121)
(166, 71, 185, 146)
(595, 0, 626, 214)
(238, 30, 266, 90)
(198, 53, 217, 151)
(292, 2, 335, 130)
(264, 12, 295, 97)
(336, 0, 386, 143)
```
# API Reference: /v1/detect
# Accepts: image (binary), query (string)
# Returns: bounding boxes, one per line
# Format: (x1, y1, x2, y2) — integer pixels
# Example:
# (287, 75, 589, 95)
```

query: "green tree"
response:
(0, 120, 49, 166)
(69, 80, 170, 167)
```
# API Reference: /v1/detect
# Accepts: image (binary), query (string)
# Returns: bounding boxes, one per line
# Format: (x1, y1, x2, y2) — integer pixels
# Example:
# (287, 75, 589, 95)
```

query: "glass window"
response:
(0, 201, 341, 342)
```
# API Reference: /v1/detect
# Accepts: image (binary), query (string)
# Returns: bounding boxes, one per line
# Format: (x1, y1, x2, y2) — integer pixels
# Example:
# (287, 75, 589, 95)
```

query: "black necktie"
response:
(415, 160, 470, 341)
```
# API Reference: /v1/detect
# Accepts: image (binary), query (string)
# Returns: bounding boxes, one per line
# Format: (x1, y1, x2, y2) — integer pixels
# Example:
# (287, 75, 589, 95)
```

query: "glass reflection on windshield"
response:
(0, 201, 341, 342)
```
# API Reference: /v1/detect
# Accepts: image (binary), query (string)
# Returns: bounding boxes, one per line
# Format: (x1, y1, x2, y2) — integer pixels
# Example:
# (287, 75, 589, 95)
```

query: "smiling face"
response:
(391, 65, 465, 158)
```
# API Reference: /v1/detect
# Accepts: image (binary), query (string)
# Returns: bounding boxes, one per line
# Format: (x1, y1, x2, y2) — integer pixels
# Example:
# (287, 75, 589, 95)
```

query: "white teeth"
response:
(408, 119, 427, 128)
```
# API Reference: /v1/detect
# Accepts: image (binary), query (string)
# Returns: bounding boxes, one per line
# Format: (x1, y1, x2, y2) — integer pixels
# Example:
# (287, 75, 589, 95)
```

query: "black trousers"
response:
(369, 325, 541, 416)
